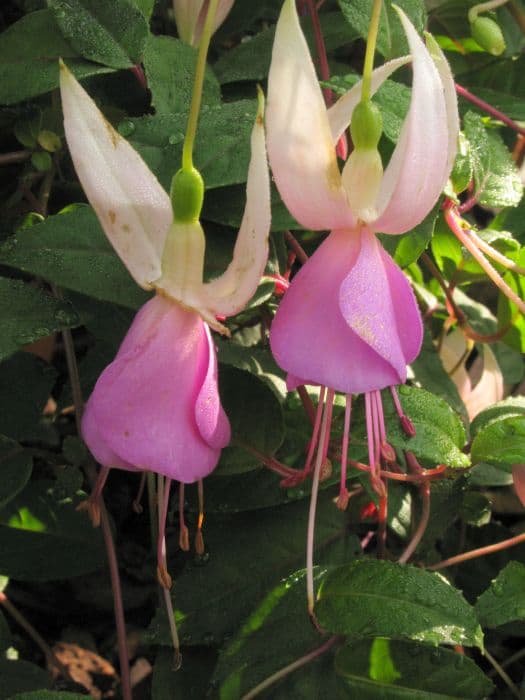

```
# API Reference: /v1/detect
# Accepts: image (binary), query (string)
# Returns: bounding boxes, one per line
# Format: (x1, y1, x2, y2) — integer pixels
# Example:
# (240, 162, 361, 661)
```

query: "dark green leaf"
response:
(316, 559, 483, 648)
(379, 203, 440, 269)
(50, 0, 148, 68)
(0, 353, 57, 442)
(7, 693, 88, 700)
(0, 10, 112, 105)
(0, 278, 79, 362)
(216, 338, 286, 400)
(459, 55, 525, 121)
(475, 561, 525, 628)
(0, 437, 32, 510)
(471, 415, 525, 465)
(217, 367, 285, 475)
(0, 481, 105, 580)
(143, 35, 220, 115)
(463, 111, 523, 208)
(471, 396, 525, 436)
(0, 206, 148, 310)
(0, 610, 10, 653)
(335, 638, 493, 699)
(0, 660, 50, 700)
(338, 0, 427, 58)
(152, 648, 217, 700)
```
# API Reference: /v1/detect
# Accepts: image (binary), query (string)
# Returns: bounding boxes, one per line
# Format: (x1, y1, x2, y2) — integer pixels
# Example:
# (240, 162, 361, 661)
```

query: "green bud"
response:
(31, 151, 52, 172)
(471, 16, 505, 56)
(37, 130, 61, 153)
(170, 166, 204, 223)
(350, 100, 383, 151)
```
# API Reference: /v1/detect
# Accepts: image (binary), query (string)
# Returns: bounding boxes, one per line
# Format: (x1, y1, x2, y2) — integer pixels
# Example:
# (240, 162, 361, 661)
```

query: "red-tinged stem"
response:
(349, 458, 447, 483)
(398, 482, 430, 564)
(428, 530, 525, 571)
(132, 472, 147, 514)
(0, 592, 71, 680)
(336, 395, 352, 509)
(305, 0, 333, 104)
(284, 230, 309, 264)
(241, 635, 341, 699)
(178, 483, 189, 551)
(455, 83, 525, 137)
(484, 649, 523, 700)
(297, 385, 317, 426)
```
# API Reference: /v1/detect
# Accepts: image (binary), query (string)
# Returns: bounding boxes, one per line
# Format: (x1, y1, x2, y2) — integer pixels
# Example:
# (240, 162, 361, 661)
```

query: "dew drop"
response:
(168, 132, 184, 145)
(118, 120, 135, 137)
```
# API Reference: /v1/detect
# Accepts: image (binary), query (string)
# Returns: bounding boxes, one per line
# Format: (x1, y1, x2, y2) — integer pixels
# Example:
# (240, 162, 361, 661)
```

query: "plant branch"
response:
(428, 531, 525, 570)
(455, 83, 525, 137)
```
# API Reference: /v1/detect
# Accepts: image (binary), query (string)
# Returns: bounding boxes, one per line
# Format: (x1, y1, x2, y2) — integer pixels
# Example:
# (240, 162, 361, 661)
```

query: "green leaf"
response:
(335, 639, 494, 699)
(0, 660, 50, 700)
(152, 648, 217, 700)
(475, 561, 525, 628)
(0, 437, 32, 510)
(7, 693, 88, 700)
(0, 278, 80, 362)
(338, 0, 427, 58)
(50, 0, 149, 69)
(0, 481, 105, 581)
(471, 396, 525, 436)
(217, 367, 285, 475)
(383, 386, 469, 468)
(0, 206, 148, 310)
(498, 248, 525, 353)
(316, 559, 483, 648)
(143, 35, 220, 115)
(214, 570, 334, 698)
(380, 202, 440, 268)
(463, 111, 523, 208)
(148, 491, 353, 646)
(459, 55, 525, 122)
(0, 353, 57, 442)
(471, 415, 525, 465)
(216, 338, 287, 400)
(0, 10, 112, 105)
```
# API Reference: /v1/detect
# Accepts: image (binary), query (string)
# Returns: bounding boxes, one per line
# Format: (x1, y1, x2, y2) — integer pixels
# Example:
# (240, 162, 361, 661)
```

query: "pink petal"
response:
(373, 10, 457, 234)
(338, 230, 422, 382)
(266, 0, 354, 231)
(60, 62, 171, 289)
(270, 230, 404, 394)
(512, 464, 525, 508)
(204, 90, 271, 316)
(327, 56, 410, 144)
(81, 295, 230, 483)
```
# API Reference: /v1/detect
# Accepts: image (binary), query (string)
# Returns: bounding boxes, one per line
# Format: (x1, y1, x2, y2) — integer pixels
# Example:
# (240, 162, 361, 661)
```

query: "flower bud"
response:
(170, 166, 204, 223)
(471, 16, 506, 56)
(350, 100, 383, 151)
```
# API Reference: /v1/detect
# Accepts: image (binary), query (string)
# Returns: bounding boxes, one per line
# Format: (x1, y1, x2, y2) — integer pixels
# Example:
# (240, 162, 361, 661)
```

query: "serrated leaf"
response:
(463, 111, 523, 208)
(143, 35, 220, 115)
(335, 639, 493, 699)
(316, 559, 483, 648)
(217, 367, 285, 475)
(0, 10, 112, 105)
(475, 561, 525, 628)
(0, 437, 32, 510)
(0, 660, 50, 700)
(383, 386, 469, 468)
(50, 0, 148, 69)
(471, 415, 525, 465)
(338, 0, 427, 58)
(471, 396, 525, 436)
(0, 278, 79, 362)
(0, 481, 105, 581)
(0, 206, 148, 310)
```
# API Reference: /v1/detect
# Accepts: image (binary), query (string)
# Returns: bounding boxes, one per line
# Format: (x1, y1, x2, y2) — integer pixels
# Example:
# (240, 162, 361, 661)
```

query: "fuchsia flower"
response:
(173, 0, 235, 47)
(60, 63, 270, 484)
(266, 0, 459, 508)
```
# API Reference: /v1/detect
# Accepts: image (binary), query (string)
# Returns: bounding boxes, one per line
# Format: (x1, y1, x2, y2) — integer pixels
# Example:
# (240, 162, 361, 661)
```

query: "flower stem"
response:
(455, 83, 525, 137)
(181, 0, 218, 171)
(468, 0, 510, 23)
(361, 0, 383, 102)
(428, 530, 525, 570)
(483, 648, 522, 700)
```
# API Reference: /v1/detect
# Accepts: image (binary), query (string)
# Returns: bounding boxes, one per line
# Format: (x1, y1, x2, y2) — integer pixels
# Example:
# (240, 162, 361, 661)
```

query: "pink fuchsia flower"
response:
(60, 62, 270, 485)
(173, 0, 235, 47)
(265, 0, 459, 581)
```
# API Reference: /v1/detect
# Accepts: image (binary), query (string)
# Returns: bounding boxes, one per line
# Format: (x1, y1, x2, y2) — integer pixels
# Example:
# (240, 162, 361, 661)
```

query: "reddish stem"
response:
(428, 531, 525, 571)
(455, 83, 525, 137)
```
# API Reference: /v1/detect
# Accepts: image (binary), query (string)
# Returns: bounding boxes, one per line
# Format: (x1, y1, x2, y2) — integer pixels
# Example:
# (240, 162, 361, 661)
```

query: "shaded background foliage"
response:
(0, 0, 524, 697)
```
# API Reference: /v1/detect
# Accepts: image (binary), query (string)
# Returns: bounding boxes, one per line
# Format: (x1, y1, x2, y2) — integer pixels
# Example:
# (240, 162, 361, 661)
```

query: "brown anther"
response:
(380, 442, 396, 463)
(336, 489, 350, 511)
(179, 525, 190, 552)
(194, 530, 205, 556)
(319, 458, 332, 481)
(157, 564, 173, 589)
(76, 498, 101, 528)
(401, 415, 416, 437)
(172, 649, 182, 671)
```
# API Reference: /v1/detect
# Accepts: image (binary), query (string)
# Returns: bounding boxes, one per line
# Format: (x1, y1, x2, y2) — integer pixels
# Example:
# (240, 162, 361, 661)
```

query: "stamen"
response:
(132, 471, 147, 514)
(306, 388, 334, 622)
(76, 465, 110, 527)
(336, 395, 352, 510)
(365, 393, 376, 474)
(195, 479, 205, 555)
(468, 229, 525, 276)
(390, 386, 416, 437)
(178, 483, 189, 552)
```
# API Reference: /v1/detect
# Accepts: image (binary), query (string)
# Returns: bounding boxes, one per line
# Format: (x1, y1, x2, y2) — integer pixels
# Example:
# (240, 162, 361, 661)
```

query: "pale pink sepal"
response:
(205, 94, 271, 316)
(373, 8, 455, 234)
(270, 229, 418, 394)
(512, 464, 525, 507)
(439, 329, 472, 400)
(81, 295, 230, 483)
(59, 62, 171, 290)
(464, 344, 503, 420)
(327, 56, 410, 144)
(266, 0, 354, 232)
